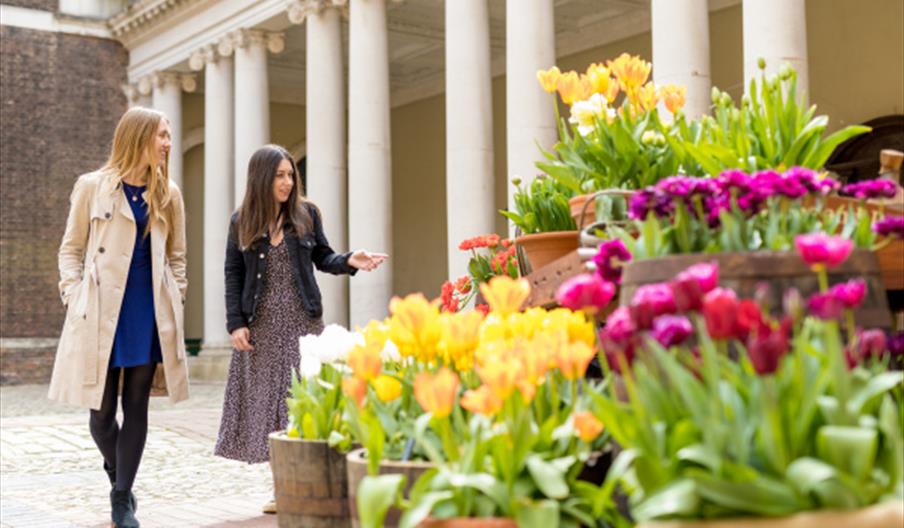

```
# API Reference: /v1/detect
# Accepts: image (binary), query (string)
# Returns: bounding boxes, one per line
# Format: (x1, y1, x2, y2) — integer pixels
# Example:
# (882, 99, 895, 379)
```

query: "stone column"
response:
(651, 0, 710, 119)
(126, 77, 153, 108)
(743, 0, 809, 94)
(151, 72, 197, 189)
(348, 0, 392, 327)
(289, 0, 350, 326)
(505, 0, 556, 233)
(190, 43, 234, 350)
(221, 29, 285, 209)
(446, 0, 494, 279)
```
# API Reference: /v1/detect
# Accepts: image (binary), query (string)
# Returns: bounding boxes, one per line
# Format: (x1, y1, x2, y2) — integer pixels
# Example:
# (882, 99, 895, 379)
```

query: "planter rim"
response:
(515, 230, 579, 242)
(346, 447, 435, 469)
(268, 431, 329, 443)
(622, 248, 879, 282)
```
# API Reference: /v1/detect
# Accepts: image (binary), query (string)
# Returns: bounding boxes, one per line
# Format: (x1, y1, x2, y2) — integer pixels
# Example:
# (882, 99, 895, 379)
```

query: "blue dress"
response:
(109, 182, 163, 369)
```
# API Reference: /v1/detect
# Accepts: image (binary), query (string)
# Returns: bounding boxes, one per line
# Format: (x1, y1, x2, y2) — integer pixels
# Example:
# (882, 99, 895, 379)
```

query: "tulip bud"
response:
(720, 92, 733, 107)
(778, 63, 793, 80)
(757, 57, 767, 70)
(783, 287, 804, 321)
(754, 282, 772, 312)
(512, 177, 522, 187)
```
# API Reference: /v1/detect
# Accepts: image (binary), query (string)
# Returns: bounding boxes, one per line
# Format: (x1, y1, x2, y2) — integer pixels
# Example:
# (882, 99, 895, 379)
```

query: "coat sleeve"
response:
(58, 176, 92, 306)
(309, 204, 357, 276)
(224, 215, 248, 333)
(167, 184, 188, 301)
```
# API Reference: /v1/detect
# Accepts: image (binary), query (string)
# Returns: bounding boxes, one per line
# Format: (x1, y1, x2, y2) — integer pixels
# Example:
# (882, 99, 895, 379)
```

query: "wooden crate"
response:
(524, 248, 597, 308)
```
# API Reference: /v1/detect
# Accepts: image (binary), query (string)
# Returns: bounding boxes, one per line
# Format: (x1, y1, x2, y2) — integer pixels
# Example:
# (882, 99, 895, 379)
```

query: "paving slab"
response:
(0, 382, 279, 528)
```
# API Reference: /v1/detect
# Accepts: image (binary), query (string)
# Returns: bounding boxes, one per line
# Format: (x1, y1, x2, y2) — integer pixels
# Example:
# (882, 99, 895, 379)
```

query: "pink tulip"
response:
(599, 307, 637, 373)
(794, 234, 853, 269)
(556, 274, 616, 314)
(829, 279, 867, 309)
(677, 262, 719, 293)
(630, 283, 676, 330)
(702, 287, 739, 339)
(651, 314, 693, 347)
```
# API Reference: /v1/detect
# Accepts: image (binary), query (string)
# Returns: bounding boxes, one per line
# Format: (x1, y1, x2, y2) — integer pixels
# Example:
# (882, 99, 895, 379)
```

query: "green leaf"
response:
(846, 371, 903, 417)
(691, 472, 802, 516)
(357, 474, 405, 528)
(631, 479, 701, 521)
(516, 499, 560, 528)
(786, 457, 859, 509)
(399, 491, 454, 528)
(816, 425, 879, 480)
(526, 454, 569, 499)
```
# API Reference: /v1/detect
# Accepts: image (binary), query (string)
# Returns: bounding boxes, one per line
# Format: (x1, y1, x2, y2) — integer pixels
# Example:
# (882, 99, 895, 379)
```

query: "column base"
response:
(188, 343, 233, 382)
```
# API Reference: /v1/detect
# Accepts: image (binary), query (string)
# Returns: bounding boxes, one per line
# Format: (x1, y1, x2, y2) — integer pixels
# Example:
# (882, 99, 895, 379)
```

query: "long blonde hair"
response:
(102, 107, 172, 235)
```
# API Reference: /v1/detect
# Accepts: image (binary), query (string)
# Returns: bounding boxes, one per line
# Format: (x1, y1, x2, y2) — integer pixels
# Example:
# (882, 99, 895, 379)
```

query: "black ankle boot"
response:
(104, 462, 137, 512)
(111, 489, 140, 528)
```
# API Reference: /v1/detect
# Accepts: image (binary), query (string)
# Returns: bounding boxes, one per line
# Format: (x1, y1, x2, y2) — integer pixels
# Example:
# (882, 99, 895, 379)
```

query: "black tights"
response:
(89, 364, 156, 492)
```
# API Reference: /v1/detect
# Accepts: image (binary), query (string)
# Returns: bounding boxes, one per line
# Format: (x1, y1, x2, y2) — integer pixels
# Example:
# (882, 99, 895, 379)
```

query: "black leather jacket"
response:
(224, 204, 356, 334)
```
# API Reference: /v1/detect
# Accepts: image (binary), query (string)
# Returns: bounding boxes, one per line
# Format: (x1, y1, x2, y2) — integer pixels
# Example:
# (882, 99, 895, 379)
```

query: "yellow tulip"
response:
(347, 342, 382, 381)
(573, 411, 604, 442)
(607, 53, 651, 96)
(460, 385, 504, 416)
(660, 84, 687, 115)
(476, 355, 520, 401)
(480, 276, 531, 316)
(371, 374, 402, 402)
(585, 63, 614, 97)
(536, 66, 561, 93)
(439, 310, 483, 372)
(555, 341, 596, 380)
(361, 318, 391, 349)
(389, 293, 443, 363)
(414, 368, 460, 418)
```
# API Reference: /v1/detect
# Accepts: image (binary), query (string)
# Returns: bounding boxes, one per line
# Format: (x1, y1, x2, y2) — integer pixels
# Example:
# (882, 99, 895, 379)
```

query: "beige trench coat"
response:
(48, 169, 190, 410)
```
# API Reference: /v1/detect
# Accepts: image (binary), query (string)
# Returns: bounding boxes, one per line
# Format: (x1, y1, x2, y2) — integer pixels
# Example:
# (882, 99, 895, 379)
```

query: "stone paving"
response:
(0, 382, 278, 527)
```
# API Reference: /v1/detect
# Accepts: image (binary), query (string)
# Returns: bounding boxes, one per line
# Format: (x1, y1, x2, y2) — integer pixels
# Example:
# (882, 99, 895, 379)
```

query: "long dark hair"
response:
(236, 144, 312, 248)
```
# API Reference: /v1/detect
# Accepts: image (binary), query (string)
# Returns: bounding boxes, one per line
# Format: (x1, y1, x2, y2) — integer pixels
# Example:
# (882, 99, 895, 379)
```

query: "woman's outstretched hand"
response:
(349, 250, 389, 272)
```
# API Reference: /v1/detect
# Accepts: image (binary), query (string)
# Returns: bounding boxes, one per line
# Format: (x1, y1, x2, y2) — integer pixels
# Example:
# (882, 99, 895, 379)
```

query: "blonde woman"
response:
(48, 107, 189, 528)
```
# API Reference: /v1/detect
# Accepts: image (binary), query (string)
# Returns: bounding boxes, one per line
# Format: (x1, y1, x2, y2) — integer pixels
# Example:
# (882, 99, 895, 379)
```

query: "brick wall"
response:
(3, 1, 58, 11)
(0, 25, 128, 384)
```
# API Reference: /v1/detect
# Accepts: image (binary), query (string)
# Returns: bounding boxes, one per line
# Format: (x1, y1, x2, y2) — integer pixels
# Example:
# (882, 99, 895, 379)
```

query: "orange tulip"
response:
(634, 82, 660, 113)
(573, 411, 604, 442)
(347, 342, 382, 381)
(660, 84, 687, 114)
(460, 385, 504, 416)
(555, 341, 596, 380)
(607, 53, 651, 96)
(414, 368, 459, 418)
(476, 355, 519, 401)
(536, 66, 561, 93)
(342, 377, 368, 408)
(556, 71, 586, 105)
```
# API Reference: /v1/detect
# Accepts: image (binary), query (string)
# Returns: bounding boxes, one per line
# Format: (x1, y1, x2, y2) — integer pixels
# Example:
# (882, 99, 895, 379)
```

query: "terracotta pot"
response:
(268, 433, 352, 528)
(515, 230, 579, 272)
(636, 499, 903, 528)
(619, 249, 893, 329)
(418, 517, 517, 528)
(346, 448, 434, 528)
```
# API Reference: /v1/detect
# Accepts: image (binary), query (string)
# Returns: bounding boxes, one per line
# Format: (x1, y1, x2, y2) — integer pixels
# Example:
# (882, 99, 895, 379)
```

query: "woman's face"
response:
(150, 118, 172, 168)
(272, 158, 295, 204)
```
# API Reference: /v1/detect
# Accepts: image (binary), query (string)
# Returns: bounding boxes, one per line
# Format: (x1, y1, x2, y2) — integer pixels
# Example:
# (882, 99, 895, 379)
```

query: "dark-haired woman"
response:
(214, 144, 386, 512)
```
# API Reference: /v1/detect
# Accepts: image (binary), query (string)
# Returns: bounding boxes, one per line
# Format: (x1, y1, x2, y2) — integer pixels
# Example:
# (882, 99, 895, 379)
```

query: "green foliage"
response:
(689, 63, 870, 173)
(500, 176, 577, 235)
(286, 365, 353, 451)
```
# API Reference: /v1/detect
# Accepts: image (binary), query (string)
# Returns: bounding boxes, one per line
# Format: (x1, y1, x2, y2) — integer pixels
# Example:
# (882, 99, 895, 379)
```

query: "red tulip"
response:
(747, 324, 790, 375)
(734, 299, 764, 341)
(702, 287, 739, 339)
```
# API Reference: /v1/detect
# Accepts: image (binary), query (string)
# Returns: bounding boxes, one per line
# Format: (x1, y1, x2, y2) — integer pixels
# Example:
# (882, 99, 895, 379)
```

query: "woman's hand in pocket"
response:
(231, 327, 254, 352)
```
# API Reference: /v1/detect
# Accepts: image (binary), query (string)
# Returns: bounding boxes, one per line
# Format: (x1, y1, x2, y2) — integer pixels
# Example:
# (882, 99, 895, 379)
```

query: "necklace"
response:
(123, 184, 143, 203)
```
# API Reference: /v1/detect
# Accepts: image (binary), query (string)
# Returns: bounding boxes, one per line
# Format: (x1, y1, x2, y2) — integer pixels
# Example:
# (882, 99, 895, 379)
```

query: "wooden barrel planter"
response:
(619, 249, 893, 329)
(637, 499, 903, 528)
(515, 230, 579, 272)
(418, 518, 517, 528)
(346, 448, 434, 528)
(268, 433, 353, 528)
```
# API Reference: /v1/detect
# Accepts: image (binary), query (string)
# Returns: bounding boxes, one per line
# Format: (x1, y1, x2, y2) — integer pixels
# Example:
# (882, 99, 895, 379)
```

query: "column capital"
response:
(287, 0, 348, 24)
(122, 84, 141, 105)
(151, 71, 198, 93)
(189, 43, 228, 71)
(223, 29, 286, 54)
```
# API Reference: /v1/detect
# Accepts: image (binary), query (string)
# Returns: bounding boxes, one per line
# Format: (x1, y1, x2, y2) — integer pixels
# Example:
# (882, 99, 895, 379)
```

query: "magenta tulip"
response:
(593, 240, 632, 284)
(629, 283, 677, 330)
(555, 274, 616, 314)
(829, 279, 867, 309)
(651, 315, 693, 348)
(807, 291, 845, 320)
(794, 233, 853, 269)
